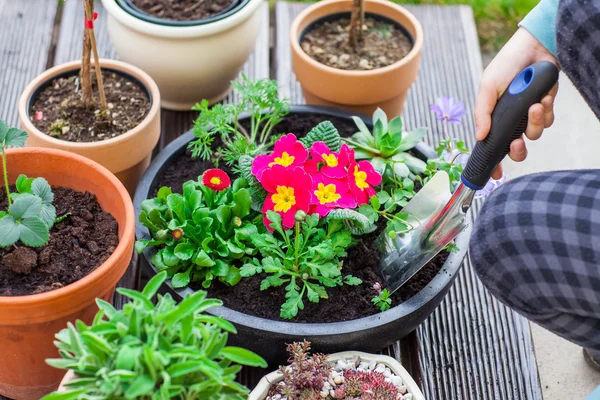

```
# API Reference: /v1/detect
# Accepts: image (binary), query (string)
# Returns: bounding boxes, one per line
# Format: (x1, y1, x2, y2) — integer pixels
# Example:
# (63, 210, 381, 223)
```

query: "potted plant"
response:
(290, 0, 423, 116)
(44, 271, 267, 399)
(101, 0, 264, 110)
(19, 0, 161, 195)
(0, 121, 135, 399)
(134, 76, 471, 364)
(249, 341, 424, 400)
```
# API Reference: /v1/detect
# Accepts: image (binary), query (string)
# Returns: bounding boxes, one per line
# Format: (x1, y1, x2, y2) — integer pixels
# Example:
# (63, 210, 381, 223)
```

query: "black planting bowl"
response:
(134, 105, 470, 365)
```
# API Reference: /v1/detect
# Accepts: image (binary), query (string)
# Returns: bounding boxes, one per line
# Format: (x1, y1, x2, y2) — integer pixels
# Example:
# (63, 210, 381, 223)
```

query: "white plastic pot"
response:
(101, 0, 264, 110)
(249, 351, 426, 400)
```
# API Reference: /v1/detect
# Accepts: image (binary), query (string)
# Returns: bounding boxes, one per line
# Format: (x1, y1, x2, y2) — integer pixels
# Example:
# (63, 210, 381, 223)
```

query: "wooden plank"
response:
(0, 0, 58, 126)
(274, 3, 542, 399)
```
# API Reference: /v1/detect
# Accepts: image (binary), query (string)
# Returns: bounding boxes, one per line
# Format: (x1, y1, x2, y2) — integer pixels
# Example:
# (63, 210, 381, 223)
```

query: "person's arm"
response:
(475, 1, 559, 178)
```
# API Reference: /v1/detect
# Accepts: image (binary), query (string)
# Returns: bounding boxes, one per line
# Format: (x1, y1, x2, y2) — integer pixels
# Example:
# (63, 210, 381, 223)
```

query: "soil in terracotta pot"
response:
(301, 16, 412, 70)
(149, 112, 450, 323)
(130, 0, 236, 21)
(0, 186, 119, 296)
(30, 69, 150, 143)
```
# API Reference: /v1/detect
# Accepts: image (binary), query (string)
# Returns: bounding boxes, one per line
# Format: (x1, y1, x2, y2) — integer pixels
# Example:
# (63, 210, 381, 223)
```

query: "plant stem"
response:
(1, 149, 11, 207)
(294, 222, 301, 266)
(83, 0, 108, 111)
(342, 138, 381, 155)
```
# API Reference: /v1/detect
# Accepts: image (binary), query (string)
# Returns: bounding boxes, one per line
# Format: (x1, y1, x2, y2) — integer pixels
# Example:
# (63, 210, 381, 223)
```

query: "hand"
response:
(475, 28, 559, 179)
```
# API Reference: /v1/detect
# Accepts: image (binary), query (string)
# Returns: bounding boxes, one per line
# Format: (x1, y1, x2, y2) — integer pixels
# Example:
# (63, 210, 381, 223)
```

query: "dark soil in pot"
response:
(149, 111, 448, 322)
(301, 14, 413, 70)
(0, 186, 119, 296)
(130, 0, 236, 21)
(29, 68, 150, 143)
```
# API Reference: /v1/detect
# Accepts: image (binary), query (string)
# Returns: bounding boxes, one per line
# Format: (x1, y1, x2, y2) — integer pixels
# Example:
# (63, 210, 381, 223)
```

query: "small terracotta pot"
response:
(101, 0, 264, 110)
(290, 0, 423, 116)
(0, 148, 135, 400)
(19, 59, 161, 196)
(248, 351, 426, 400)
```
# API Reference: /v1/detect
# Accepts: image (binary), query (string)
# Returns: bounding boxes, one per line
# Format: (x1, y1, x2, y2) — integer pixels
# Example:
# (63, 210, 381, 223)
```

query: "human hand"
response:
(475, 28, 559, 179)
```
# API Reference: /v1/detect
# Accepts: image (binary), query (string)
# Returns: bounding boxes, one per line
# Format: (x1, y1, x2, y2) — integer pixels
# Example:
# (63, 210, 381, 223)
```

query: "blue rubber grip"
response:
(461, 61, 559, 190)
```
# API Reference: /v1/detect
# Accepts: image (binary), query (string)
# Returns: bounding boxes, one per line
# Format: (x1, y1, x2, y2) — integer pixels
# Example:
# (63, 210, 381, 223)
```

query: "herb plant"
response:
(343, 108, 427, 187)
(371, 287, 392, 312)
(240, 211, 362, 319)
(43, 271, 267, 400)
(0, 121, 59, 247)
(188, 75, 290, 170)
(135, 169, 259, 289)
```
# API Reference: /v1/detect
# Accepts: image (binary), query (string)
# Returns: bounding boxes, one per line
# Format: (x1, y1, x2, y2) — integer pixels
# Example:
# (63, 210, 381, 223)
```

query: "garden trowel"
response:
(379, 61, 560, 294)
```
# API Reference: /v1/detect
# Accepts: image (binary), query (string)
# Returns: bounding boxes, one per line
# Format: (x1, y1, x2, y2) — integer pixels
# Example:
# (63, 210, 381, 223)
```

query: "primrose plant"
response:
(136, 169, 259, 289)
(42, 271, 267, 400)
(343, 108, 427, 187)
(188, 75, 290, 171)
(0, 120, 60, 248)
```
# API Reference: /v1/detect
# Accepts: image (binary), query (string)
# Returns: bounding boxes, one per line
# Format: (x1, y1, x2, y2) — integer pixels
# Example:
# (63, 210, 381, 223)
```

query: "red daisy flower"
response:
(202, 169, 231, 191)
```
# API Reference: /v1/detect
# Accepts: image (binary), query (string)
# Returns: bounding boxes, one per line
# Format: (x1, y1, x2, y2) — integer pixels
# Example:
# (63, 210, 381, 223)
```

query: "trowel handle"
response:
(461, 61, 559, 190)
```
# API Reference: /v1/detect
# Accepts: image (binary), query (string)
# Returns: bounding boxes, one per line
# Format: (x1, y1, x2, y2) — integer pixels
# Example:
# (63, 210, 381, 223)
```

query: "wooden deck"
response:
(0, 0, 541, 398)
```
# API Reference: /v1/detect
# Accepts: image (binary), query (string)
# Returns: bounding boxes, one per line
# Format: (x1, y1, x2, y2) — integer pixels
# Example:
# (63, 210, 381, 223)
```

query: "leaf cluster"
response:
(135, 177, 259, 289)
(371, 288, 392, 312)
(240, 212, 361, 319)
(43, 271, 267, 400)
(343, 108, 427, 187)
(425, 137, 470, 190)
(188, 75, 290, 171)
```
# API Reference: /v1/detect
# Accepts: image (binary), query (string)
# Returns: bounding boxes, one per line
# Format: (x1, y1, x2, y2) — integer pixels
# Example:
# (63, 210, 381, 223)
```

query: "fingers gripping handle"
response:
(461, 61, 559, 190)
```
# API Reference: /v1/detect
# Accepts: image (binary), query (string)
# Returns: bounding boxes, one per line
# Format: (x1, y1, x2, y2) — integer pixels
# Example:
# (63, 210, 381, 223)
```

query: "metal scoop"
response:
(379, 61, 560, 294)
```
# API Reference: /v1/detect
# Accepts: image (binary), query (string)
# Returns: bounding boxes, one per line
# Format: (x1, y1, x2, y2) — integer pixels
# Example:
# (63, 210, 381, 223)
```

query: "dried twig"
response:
(83, 0, 108, 111)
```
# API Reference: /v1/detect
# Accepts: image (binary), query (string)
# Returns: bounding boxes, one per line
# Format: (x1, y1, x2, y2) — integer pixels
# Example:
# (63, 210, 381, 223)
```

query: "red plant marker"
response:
(34, 111, 43, 121)
(84, 11, 98, 29)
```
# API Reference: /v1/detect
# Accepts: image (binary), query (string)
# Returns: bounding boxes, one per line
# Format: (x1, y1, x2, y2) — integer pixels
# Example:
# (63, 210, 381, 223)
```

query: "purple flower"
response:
(476, 173, 507, 198)
(430, 96, 467, 124)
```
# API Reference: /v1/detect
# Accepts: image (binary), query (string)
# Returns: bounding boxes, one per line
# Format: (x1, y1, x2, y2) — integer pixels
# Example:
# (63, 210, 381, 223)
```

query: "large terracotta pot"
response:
(290, 0, 423, 116)
(0, 148, 135, 400)
(101, 0, 264, 110)
(249, 351, 426, 400)
(19, 59, 161, 196)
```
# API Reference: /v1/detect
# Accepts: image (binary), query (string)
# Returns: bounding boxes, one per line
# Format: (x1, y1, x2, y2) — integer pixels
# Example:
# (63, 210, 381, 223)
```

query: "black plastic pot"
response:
(134, 105, 470, 365)
(117, 0, 248, 27)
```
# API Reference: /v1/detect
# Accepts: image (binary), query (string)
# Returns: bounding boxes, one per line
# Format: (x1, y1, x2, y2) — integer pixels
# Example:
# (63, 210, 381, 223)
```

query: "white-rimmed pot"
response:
(101, 0, 264, 110)
(249, 351, 426, 400)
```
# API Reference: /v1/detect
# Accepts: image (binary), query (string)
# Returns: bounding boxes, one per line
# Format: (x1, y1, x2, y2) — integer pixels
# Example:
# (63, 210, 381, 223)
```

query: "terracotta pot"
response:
(248, 351, 426, 400)
(101, 0, 264, 110)
(19, 59, 161, 196)
(0, 148, 135, 400)
(290, 0, 423, 116)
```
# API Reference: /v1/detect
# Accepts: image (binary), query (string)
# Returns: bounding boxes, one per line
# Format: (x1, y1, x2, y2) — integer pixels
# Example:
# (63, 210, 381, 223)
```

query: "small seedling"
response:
(371, 286, 392, 312)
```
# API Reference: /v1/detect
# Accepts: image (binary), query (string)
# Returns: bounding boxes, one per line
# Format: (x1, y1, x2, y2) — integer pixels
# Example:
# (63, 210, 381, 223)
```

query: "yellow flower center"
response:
(322, 153, 338, 167)
(210, 177, 221, 185)
(272, 186, 296, 212)
(315, 183, 341, 205)
(354, 166, 369, 190)
(269, 152, 295, 167)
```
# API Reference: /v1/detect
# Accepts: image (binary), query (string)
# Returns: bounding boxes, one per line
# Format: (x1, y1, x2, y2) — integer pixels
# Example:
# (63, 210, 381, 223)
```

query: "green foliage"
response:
(135, 176, 260, 289)
(357, 179, 418, 238)
(42, 272, 266, 400)
(425, 138, 469, 190)
(443, 242, 460, 254)
(188, 75, 290, 170)
(324, 208, 376, 235)
(0, 121, 60, 248)
(343, 108, 427, 188)
(371, 288, 392, 312)
(237, 155, 267, 212)
(240, 212, 361, 319)
(298, 121, 342, 152)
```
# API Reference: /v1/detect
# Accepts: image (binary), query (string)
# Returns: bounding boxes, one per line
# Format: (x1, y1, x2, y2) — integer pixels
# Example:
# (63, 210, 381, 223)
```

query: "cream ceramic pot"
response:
(101, 0, 263, 111)
(249, 351, 426, 400)
(19, 59, 161, 196)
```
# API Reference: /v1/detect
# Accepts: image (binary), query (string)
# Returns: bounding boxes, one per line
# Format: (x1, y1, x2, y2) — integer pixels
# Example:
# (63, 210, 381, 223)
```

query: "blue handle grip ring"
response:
(508, 67, 535, 95)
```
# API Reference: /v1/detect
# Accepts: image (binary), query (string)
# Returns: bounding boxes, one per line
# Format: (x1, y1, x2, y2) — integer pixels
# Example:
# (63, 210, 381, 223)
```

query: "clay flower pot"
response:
(0, 148, 135, 400)
(19, 59, 161, 196)
(101, 0, 264, 110)
(290, 0, 423, 116)
(248, 351, 426, 400)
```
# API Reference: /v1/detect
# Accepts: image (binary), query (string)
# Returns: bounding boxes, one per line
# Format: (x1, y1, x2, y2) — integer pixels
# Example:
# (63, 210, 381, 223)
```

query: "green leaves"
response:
(0, 121, 28, 149)
(43, 275, 265, 400)
(298, 120, 342, 152)
(372, 288, 392, 312)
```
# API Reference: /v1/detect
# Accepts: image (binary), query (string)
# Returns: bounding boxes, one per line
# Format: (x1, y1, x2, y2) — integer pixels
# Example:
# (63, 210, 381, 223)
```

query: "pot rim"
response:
(290, 0, 424, 77)
(134, 104, 469, 336)
(0, 148, 135, 309)
(249, 351, 425, 400)
(101, 0, 264, 38)
(18, 59, 160, 151)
